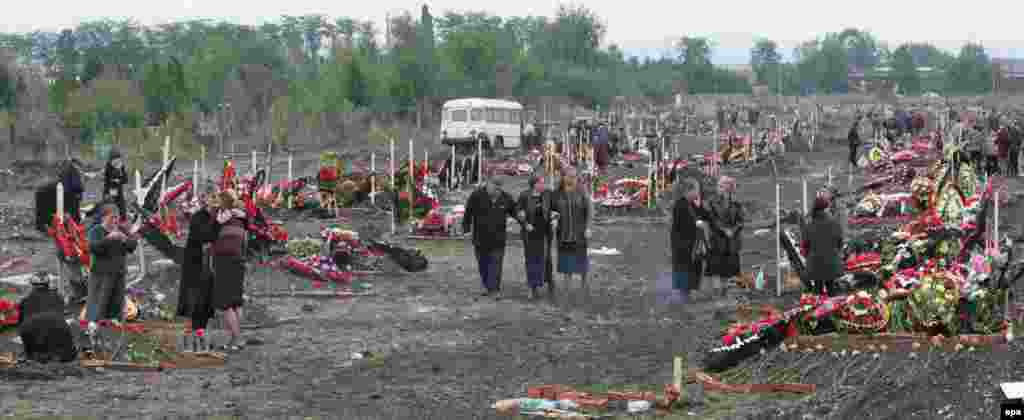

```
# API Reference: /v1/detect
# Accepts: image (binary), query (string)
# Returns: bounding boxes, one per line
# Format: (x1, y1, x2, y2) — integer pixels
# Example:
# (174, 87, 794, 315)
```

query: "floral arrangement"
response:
(48, 213, 90, 270)
(286, 238, 322, 259)
(834, 290, 889, 333)
(846, 252, 882, 272)
(908, 272, 961, 334)
(0, 295, 19, 330)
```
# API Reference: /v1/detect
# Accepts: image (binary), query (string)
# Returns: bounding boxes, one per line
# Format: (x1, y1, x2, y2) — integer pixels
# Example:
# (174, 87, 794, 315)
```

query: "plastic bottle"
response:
(556, 399, 578, 410)
(519, 398, 558, 412)
(627, 400, 651, 413)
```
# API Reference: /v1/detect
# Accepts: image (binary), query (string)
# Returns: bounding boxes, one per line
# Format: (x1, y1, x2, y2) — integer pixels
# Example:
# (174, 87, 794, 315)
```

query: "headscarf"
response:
(718, 176, 737, 194)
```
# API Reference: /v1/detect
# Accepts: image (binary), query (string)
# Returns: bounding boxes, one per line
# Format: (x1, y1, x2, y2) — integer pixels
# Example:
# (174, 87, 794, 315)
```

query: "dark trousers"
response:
(474, 246, 505, 292)
(86, 270, 126, 322)
(523, 237, 553, 289)
(1010, 148, 1020, 176)
(848, 143, 859, 166)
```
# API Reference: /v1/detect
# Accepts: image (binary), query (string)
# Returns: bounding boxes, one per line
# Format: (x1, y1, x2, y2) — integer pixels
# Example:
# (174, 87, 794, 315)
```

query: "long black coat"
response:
(103, 162, 128, 215)
(176, 208, 219, 319)
(703, 194, 744, 277)
(801, 212, 844, 294)
(671, 197, 701, 278)
(60, 163, 84, 224)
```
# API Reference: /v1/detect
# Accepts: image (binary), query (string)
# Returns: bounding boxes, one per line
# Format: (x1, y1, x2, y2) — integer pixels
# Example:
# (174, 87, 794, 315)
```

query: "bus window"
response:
(485, 108, 496, 122)
(471, 109, 483, 121)
(451, 109, 467, 122)
(511, 110, 521, 124)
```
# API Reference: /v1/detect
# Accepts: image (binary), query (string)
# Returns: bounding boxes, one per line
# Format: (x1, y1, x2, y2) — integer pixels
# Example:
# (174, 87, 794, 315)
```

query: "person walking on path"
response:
(209, 190, 248, 352)
(550, 168, 592, 296)
(177, 191, 220, 353)
(463, 177, 521, 300)
(670, 179, 704, 304)
(517, 176, 554, 300)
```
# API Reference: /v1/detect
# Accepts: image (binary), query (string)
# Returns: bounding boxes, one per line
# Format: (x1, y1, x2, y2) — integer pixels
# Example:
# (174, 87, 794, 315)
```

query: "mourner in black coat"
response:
(18, 278, 77, 363)
(463, 177, 521, 299)
(801, 195, 844, 295)
(517, 176, 554, 299)
(177, 196, 220, 352)
(702, 176, 744, 298)
(60, 159, 85, 224)
(103, 148, 128, 216)
(670, 179, 704, 302)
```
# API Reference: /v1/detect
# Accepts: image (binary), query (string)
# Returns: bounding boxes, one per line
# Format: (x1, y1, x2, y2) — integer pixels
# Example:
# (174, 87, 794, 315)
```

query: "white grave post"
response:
(266, 142, 273, 185)
(56, 182, 64, 298)
(193, 160, 199, 199)
(287, 152, 294, 209)
(802, 177, 809, 216)
(776, 183, 782, 297)
(449, 145, 455, 190)
(477, 136, 483, 185)
(251, 150, 257, 177)
(371, 152, 376, 205)
(200, 146, 206, 189)
(135, 170, 146, 277)
(390, 138, 396, 235)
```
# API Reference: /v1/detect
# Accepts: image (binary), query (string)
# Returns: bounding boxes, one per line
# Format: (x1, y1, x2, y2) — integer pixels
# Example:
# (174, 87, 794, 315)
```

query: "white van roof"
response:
(442, 98, 523, 110)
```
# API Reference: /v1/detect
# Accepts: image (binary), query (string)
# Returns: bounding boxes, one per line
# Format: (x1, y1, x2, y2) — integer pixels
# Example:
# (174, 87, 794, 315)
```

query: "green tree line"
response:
(0, 8, 1005, 148)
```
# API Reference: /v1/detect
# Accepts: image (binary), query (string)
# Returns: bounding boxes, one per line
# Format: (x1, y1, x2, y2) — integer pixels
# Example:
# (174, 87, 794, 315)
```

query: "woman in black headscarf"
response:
(517, 175, 554, 300)
(801, 192, 844, 296)
(59, 159, 84, 224)
(103, 148, 128, 216)
(177, 191, 220, 352)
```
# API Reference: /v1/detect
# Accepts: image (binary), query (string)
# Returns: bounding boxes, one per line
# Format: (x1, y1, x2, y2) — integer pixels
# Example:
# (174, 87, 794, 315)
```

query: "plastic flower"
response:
(195, 329, 205, 338)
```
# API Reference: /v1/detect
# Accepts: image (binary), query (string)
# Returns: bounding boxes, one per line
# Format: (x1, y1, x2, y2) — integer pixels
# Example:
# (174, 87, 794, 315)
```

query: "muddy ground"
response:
(2, 130, 1024, 420)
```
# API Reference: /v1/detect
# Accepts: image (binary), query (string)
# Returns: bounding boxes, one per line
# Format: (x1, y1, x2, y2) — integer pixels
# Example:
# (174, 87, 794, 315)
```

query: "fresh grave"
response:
(705, 133, 1020, 372)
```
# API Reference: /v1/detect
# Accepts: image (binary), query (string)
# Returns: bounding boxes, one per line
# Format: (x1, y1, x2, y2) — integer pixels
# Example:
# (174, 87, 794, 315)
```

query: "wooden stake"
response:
(371, 152, 376, 205)
(802, 177, 808, 216)
(390, 138, 395, 235)
(776, 183, 782, 297)
(251, 150, 257, 177)
(477, 136, 483, 184)
(449, 145, 455, 190)
(287, 152, 294, 209)
(135, 170, 146, 277)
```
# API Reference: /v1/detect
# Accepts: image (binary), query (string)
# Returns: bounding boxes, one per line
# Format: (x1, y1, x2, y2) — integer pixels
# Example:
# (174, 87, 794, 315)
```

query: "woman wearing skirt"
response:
(518, 176, 554, 300)
(209, 190, 248, 352)
(551, 168, 591, 293)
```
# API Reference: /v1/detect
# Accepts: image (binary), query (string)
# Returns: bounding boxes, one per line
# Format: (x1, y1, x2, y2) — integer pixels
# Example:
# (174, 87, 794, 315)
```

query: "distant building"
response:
(992, 58, 1024, 94)
(719, 64, 757, 85)
(848, 65, 946, 95)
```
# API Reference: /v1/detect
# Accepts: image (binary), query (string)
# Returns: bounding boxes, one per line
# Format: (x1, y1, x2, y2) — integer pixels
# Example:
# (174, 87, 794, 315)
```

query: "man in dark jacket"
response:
(801, 194, 844, 296)
(463, 177, 521, 300)
(1009, 120, 1022, 177)
(60, 159, 85, 224)
(86, 204, 138, 324)
(670, 179, 703, 303)
(103, 148, 128, 216)
(848, 118, 861, 169)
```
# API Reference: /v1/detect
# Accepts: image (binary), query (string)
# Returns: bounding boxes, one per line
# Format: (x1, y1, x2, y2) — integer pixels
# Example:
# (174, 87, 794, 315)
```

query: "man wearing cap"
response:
(463, 177, 522, 300)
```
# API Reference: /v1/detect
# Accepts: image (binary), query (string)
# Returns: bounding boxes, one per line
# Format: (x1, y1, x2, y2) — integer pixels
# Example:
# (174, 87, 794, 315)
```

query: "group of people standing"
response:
(668, 176, 745, 303)
(462, 167, 591, 301)
(49, 149, 249, 353)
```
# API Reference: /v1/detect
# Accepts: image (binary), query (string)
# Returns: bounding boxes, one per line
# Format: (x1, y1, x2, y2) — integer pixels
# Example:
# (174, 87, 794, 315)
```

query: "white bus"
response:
(440, 98, 523, 150)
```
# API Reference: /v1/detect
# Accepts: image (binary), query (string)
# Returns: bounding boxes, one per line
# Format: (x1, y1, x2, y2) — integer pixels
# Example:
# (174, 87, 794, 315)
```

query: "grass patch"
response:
(407, 239, 469, 259)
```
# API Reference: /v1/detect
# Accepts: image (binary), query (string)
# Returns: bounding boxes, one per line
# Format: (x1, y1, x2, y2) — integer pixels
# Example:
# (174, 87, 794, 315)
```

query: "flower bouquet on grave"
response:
(795, 294, 837, 335)
(834, 290, 889, 334)
(908, 272, 961, 336)
(0, 297, 19, 330)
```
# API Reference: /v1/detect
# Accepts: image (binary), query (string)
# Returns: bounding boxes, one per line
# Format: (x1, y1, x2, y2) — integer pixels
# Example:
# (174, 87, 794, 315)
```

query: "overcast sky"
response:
(3, 0, 1022, 64)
